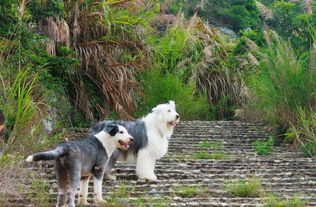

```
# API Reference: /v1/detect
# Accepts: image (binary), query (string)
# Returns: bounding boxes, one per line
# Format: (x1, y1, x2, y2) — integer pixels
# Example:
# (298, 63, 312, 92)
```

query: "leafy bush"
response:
(253, 136, 274, 155)
(248, 31, 316, 135)
(138, 68, 212, 120)
(165, 0, 262, 33)
(286, 108, 316, 157)
(29, 0, 65, 22)
(265, 1, 316, 54)
(141, 14, 243, 120)
(0, 68, 46, 154)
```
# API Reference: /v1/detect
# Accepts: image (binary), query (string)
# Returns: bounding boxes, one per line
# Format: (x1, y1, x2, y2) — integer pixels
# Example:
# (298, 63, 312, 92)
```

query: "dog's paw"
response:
(105, 174, 116, 181)
(139, 174, 157, 181)
(78, 199, 89, 205)
(94, 198, 106, 205)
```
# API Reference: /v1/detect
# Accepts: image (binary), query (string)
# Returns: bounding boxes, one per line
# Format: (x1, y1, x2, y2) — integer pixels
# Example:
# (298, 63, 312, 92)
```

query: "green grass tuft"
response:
(264, 194, 308, 207)
(226, 177, 262, 197)
(253, 136, 274, 155)
(174, 186, 209, 198)
(194, 151, 227, 159)
(132, 197, 170, 207)
(198, 141, 223, 148)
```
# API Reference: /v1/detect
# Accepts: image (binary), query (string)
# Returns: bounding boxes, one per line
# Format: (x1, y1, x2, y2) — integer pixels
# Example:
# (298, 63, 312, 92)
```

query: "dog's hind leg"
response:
(78, 176, 90, 205)
(104, 149, 119, 181)
(136, 149, 157, 181)
(66, 165, 81, 207)
(56, 162, 68, 207)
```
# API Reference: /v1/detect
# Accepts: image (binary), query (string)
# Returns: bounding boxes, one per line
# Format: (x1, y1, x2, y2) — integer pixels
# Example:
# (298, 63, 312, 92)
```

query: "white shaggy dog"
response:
(89, 101, 180, 181)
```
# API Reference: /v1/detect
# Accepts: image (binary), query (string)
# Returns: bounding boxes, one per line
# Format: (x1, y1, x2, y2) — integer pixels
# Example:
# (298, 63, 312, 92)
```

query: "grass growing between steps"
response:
(173, 186, 209, 198)
(105, 181, 170, 206)
(198, 141, 223, 148)
(131, 197, 170, 207)
(226, 177, 262, 197)
(105, 181, 129, 204)
(253, 136, 274, 155)
(263, 194, 308, 207)
(194, 151, 227, 159)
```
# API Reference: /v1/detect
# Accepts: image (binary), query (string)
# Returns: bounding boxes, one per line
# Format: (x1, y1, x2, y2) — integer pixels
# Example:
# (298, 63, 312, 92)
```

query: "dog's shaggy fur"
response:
(26, 125, 133, 207)
(89, 101, 180, 181)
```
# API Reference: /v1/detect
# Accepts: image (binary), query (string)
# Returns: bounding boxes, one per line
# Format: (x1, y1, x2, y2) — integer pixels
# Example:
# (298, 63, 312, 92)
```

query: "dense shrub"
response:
(164, 0, 262, 33)
(248, 31, 316, 145)
(265, 1, 316, 54)
(138, 67, 212, 120)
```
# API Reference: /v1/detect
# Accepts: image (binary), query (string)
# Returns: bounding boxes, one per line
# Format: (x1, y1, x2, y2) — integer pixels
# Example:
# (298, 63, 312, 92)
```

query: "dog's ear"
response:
(105, 125, 119, 136)
(168, 100, 176, 109)
(152, 106, 160, 114)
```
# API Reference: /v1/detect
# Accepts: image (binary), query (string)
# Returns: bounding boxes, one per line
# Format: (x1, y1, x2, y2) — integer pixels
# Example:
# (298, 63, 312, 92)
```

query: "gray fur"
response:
(27, 126, 119, 207)
(89, 120, 148, 180)
(89, 120, 148, 156)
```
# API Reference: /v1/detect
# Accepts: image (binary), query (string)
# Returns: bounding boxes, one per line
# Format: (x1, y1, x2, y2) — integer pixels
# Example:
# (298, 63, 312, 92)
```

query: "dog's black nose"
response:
(129, 137, 134, 142)
(176, 114, 180, 119)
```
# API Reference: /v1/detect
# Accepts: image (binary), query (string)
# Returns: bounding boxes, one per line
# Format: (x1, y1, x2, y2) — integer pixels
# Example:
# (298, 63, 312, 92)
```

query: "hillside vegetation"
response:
(0, 0, 315, 156)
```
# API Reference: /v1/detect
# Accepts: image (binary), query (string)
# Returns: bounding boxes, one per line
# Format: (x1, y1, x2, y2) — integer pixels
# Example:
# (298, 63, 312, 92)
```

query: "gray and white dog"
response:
(89, 101, 180, 181)
(26, 124, 133, 207)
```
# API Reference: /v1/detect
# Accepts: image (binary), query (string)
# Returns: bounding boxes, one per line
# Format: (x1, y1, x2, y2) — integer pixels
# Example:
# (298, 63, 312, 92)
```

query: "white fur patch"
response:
(169, 100, 176, 109)
(26, 155, 33, 162)
(134, 101, 179, 180)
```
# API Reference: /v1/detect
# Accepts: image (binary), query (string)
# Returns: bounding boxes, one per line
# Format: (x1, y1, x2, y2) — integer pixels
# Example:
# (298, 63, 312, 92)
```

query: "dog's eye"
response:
(168, 110, 171, 112)
(119, 131, 124, 134)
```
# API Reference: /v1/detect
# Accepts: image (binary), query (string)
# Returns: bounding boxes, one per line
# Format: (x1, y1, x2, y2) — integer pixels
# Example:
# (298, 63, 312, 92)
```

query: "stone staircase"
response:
(5, 121, 316, 206)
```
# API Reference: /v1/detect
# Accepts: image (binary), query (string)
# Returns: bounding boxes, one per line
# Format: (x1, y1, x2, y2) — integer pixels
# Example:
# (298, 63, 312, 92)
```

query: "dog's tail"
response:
(26, 146, 66, 162)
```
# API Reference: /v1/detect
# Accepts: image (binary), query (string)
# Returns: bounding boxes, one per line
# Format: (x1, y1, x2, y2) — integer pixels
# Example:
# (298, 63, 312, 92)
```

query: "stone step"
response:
(5, 121, 316, 206)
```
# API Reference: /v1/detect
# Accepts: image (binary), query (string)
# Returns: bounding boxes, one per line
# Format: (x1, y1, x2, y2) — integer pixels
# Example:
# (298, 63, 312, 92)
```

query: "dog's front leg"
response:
(78, 176, 90, 205)
(104, 149, 119, 181)
(136, 149, 157, 181)
(93, 175, 105, 204)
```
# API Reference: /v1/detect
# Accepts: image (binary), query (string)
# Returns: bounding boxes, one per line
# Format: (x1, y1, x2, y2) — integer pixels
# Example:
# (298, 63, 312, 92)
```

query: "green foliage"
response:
(44, 46, 79, 90)
(131, 197, 170, 207)
(0, 0, 21, 35)
(286, 108, 316, 157)
(198, 141, 223, 148)
(258, 0, 275, 7)
(101, 3, 156, 42)
(234, 29, 264, 54)
(147, 19, 203, 79)
(165, 0, 262, 33)
(138, 68, 212, 120)
(253, 136, 274, 155)
(248, 31, 316, 130)
(264, 194, 308, 207)
(27, 179, 51, 207)
(194, 151, 227, 159)
(174, 186, 209, 198)
(29, 0, 65, 21)
(300, 142, 316, 157)
(226, 177, 262, 198)
(0, 68, 45, 154)
(266, 1, 316, 54)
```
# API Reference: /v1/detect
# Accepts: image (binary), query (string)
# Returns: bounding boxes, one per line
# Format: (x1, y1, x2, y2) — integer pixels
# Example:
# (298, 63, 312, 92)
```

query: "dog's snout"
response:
(129, 137, 134, 142)
(176, 114, 180, 119)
